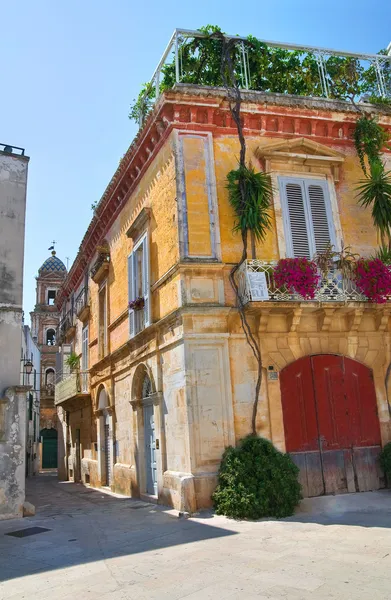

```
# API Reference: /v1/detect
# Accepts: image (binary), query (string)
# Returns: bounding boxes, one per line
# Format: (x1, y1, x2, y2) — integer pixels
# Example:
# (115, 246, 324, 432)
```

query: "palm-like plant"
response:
(227, 165, 273, 242)
(356, 161, 391, 248)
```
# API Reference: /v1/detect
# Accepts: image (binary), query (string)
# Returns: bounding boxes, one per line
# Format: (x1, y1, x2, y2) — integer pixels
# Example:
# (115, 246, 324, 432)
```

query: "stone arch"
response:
(96, 384, 110, 411)
(263, 336, 383, 373)
(131, 363, 156, 403)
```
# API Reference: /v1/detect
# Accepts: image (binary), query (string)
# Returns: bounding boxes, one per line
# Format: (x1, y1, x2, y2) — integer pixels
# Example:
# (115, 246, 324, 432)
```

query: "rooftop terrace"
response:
(132, 27, 391, 126)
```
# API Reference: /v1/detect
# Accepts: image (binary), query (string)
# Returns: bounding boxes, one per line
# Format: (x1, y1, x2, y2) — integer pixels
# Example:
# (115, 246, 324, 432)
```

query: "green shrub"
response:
(380, 442, 391, 484)
(212, 436, 301, 520)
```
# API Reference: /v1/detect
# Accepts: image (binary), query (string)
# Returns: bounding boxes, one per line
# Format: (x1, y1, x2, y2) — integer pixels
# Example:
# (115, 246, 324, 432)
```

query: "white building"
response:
(21, 323, 41, 476)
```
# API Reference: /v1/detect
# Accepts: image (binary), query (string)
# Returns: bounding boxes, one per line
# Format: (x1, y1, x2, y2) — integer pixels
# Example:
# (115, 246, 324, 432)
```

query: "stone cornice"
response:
(56, 86, 391, 309)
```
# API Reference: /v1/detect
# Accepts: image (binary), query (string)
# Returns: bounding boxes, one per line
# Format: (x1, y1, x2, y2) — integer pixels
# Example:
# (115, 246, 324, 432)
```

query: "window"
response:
(46, 329, 56, 346)
(81, 325, 89, 392)
(47, 290, 56, 305)
(98, 286, 107, 358)
(128, 233, 150, 338)
(45, 368, 55, 386)
(279, 177, 336, 259)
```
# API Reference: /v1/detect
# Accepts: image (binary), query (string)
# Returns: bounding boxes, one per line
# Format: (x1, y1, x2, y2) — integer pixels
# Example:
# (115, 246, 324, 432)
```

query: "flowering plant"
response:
(128, 297, 145, 311)
(354, 258, 391, 303)
(274, 258, 320, 299)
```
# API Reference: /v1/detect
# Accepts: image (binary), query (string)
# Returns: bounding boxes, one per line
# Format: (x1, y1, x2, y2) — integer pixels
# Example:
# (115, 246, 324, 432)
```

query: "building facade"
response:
(21, 323, 41, 476)
(55, 82, 391, 511)
(0, 143, 30, 520)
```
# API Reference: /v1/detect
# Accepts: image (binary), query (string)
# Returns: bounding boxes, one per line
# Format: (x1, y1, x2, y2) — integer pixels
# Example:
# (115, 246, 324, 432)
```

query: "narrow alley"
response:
(1, 474, 391, 599)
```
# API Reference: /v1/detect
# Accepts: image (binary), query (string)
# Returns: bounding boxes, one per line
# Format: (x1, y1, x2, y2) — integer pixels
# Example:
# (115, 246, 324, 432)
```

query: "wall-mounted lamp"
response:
(24, 360, 33, 375)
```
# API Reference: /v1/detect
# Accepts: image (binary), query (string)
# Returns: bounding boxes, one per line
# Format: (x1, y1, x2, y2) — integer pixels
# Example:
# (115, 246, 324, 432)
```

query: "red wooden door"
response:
(280, 355, 383, 497)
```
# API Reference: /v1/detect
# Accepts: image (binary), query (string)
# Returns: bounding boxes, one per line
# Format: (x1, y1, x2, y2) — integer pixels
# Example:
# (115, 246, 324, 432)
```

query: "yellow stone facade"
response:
(55, 88, 391, 511)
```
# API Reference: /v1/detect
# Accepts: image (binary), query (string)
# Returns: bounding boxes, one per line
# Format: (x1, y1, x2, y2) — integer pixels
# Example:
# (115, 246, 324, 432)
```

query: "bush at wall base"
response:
(379, 442, 391, 485)
(212, 435, 302, 520)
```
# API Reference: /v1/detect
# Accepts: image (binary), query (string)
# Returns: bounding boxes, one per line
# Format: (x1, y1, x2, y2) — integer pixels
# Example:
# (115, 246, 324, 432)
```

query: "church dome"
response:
(39, 251, 67, 275)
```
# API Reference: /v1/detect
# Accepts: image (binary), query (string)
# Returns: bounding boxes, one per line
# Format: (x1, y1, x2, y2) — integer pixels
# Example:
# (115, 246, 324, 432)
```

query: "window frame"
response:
(278, 175, 337, 259)
(128, 231, 150, 339)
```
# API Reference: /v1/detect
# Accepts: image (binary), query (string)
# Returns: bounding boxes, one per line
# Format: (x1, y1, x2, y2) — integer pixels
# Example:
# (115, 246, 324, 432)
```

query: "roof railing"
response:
(137, 28, 391, 128)
(0, 143, 25, 156)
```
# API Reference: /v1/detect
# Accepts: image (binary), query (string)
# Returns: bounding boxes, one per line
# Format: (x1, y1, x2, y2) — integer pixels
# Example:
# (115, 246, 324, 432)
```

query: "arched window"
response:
(46, 329, 56, 346)
(45, 368, 55, 386)
(142, 374, 152, 400)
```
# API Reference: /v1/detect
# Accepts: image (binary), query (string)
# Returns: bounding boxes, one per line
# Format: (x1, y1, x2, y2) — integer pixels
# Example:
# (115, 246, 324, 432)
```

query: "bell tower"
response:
(30, 246, 67, 431)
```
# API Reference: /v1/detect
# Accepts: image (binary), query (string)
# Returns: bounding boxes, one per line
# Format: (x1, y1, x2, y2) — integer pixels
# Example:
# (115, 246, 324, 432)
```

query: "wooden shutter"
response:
(282, 180, 311, 258)
(128, 254, 135, 338)
(305, 181, 333, 255)
(142, 237, 150, 327)
(280, 177, 335, 258)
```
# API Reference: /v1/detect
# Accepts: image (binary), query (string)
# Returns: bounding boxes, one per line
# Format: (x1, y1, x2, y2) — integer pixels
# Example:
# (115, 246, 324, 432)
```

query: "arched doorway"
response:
(97, 387, 112, 487)
(142, 374, 157, 496)
(41, 427, 58, 469)
(280, 355, 384, 497)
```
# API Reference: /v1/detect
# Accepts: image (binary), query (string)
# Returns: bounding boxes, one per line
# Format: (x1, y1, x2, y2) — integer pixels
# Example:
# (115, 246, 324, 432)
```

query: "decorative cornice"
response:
(126, 207, 151, 241)
(56, 86, 391, 309)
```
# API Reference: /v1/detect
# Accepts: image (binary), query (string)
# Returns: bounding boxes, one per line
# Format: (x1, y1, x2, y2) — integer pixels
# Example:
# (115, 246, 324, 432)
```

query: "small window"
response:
(46, 329, 56, 346)
(47, 290, 56, 305)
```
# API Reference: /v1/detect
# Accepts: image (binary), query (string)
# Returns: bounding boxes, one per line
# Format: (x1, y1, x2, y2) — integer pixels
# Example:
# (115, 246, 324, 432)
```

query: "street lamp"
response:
(24, 360, 33, 375)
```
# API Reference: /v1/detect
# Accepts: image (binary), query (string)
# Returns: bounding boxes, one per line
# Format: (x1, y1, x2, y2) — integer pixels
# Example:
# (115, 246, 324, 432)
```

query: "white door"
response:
(143, 404, 157, 495)
(104, 412, 112, 486)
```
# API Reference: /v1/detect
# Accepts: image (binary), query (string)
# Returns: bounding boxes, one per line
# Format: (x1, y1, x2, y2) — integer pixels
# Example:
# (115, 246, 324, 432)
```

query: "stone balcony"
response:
(55, 371, 90, 410)
(237, 260, 391, 334)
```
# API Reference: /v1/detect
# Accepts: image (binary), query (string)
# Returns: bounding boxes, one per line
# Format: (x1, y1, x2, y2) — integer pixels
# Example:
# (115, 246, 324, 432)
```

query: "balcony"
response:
(75, 287, 90, 322)
(55, 371, 90, 409)
(238, 260, 371, 304)
(58, 309, 76, 343)
(91, 250, 110, 284)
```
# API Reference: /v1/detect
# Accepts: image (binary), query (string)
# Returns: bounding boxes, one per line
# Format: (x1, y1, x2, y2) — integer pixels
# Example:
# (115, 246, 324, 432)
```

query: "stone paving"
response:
(1, 474, 391, 599)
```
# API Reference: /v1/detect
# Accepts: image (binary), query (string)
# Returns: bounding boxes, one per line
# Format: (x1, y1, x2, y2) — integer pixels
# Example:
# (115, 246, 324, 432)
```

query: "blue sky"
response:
(2, 0, 391, 318)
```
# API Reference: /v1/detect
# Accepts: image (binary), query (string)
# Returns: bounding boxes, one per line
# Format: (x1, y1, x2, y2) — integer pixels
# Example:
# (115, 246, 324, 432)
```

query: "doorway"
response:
(41, 428, 58, 469)
(142, 375, 157, 496)
(280, 355, 384, 497)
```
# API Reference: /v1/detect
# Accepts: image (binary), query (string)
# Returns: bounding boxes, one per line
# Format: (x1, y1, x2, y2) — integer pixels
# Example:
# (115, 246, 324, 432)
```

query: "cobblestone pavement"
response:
(1, 474, 391, 599)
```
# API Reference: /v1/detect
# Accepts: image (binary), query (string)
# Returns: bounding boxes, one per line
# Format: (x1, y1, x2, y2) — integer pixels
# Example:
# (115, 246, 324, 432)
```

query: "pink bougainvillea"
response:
(354, 259, 391, 303)
(274, 258, 320, 299)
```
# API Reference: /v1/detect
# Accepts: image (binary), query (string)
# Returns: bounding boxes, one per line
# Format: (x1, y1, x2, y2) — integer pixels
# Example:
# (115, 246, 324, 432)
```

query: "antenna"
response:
(65, 257, 70, 270)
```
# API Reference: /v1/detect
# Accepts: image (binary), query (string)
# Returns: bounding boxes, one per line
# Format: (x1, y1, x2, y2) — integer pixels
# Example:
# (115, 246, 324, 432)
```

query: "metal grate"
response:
(6, 527, 51, 538)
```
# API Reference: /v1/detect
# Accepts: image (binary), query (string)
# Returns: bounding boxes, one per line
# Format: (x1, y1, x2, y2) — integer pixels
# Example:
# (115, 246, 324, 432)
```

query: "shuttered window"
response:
(128, 233, 150, 338)
(279, 177, 336, 258)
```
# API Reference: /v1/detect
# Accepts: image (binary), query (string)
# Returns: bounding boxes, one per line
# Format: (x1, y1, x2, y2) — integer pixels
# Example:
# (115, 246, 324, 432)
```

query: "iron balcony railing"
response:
(75, 287, 89, 316)
(58, 308, 76, 341)
(137, 28, 391, 127)
(238, 260, 369, 304)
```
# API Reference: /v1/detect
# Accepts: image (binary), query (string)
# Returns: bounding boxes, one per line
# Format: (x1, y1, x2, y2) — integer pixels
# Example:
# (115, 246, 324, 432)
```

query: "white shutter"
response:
(142, 237, 150, 327)
(282, 180, 311, 258)
(280, 177, 335, 258)
(306, 182, 333, 255)
(128, 253, 135, 338)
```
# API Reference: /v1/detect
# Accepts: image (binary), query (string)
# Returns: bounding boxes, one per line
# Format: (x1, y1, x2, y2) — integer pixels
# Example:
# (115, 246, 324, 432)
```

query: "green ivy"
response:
(354, 116, 390, 175)
(212, 436, 302, 520)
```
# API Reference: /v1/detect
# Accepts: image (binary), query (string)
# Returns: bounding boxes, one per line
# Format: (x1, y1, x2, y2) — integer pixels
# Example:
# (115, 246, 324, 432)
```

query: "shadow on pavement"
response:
(0, 474, 237, 583)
